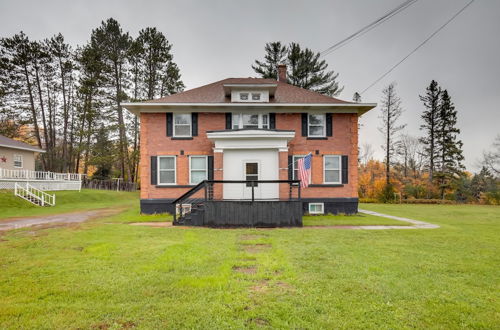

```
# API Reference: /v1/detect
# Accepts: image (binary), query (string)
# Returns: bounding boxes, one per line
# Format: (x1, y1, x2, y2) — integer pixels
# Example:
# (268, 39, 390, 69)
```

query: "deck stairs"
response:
(14, 183, 56, 206)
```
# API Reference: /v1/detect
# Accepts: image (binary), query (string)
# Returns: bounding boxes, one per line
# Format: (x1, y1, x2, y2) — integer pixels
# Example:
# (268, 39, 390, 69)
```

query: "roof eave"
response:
(0, 144, 46, 153)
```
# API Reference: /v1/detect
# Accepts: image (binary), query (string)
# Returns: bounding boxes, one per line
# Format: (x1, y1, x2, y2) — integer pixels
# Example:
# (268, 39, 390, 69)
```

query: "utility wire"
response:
(320, 0, 419, 57)
(360, 0, 475, 95)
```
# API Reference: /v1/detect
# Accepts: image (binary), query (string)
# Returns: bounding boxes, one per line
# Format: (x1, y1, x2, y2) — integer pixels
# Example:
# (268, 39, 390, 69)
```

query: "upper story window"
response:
(232, 113, 269, 129)
(308, 114, 326, 137)
(13, 154, 23, 168)
(174, 114, 191, 137)
(158, 156, 176, 185)
(251, 93, 261, 101)
(324, 155, 341, 184)
(239, 93, 249, 101)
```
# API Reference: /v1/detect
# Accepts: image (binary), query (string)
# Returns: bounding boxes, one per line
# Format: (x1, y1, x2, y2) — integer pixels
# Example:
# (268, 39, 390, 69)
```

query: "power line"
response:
(360, 0, 475, 95)
(320, 0, 419, 57)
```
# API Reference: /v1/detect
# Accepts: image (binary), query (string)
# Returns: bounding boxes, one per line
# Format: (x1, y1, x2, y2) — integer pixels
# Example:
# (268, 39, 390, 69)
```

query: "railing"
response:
(173, 180, 301, 224)
(0, 168, 82, 181)
(14, 183, 56, 206)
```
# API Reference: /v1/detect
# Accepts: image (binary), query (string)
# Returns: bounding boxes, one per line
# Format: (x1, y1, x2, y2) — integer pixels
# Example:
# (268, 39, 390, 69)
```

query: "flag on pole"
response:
(297, 153, 312, 188)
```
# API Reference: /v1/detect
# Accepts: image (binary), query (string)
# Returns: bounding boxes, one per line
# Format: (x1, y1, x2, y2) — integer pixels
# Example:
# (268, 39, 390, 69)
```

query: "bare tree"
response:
(482, 134, 500, 176)
(399, 134, 425, 179)
(378, 82, 406, 184)
(359, 142, 374, 165)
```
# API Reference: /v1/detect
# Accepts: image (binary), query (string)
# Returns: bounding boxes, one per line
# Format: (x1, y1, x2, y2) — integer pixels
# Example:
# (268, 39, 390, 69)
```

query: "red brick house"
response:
(123, 66, 376, 226)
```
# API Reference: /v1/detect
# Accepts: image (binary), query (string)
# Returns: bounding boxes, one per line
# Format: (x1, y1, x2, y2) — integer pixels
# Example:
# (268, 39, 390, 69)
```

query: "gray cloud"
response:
(1, 0, 498, 170)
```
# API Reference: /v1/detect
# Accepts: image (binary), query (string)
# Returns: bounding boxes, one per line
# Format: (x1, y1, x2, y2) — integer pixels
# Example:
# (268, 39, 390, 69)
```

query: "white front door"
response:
(223, 149, 279, 200)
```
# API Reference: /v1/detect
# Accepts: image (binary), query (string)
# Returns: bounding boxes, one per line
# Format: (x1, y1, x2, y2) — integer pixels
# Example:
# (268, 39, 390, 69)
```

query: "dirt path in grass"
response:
(0, 208, 122, 231)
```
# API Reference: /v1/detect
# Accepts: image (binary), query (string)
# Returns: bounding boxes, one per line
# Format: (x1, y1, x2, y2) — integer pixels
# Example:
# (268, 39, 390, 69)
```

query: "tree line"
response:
(360, 80, 499, 204)
(0, 18, 184, 182)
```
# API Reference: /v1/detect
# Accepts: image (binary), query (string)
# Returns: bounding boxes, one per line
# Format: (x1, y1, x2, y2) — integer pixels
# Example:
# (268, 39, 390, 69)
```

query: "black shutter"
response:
(191, 113, 198, 136)
(151, 156, 157, 185)
(225, 113, 232, 129)
(269, 113, 276, 129)
(301, 113, 308, 136)
(341, 155, 348, 184)
(326, 113, 333, 137)
(166, 113, 173, 136)
(288, 155, 293, 180)
(208, 156, 214, 180)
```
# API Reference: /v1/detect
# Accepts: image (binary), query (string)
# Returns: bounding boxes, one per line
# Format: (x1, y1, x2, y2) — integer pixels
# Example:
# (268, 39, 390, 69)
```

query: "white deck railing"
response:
(0, 168, 82, 181)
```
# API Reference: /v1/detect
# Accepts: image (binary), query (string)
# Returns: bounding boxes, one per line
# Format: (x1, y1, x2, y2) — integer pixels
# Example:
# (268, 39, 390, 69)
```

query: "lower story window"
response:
(190, 156, 208, 184)
(13, 154, 23, 168)
(309, 203, 324, 214)
(324, 155, 341, 184)
(158, 156, 176, 185)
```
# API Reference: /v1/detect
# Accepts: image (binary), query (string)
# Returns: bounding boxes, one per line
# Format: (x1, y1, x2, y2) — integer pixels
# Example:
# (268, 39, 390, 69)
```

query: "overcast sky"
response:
(1, 0, 498, 170)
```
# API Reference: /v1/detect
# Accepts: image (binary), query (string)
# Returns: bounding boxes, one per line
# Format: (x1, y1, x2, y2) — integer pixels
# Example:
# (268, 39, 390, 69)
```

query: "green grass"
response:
(303, 213, 406, 226)
(0, 196, 499, 328)
(0, 189, 139, 220)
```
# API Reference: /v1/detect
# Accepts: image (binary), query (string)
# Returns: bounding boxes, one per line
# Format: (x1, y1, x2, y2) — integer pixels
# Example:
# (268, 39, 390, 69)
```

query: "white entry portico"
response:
(207, 129, 295, 200)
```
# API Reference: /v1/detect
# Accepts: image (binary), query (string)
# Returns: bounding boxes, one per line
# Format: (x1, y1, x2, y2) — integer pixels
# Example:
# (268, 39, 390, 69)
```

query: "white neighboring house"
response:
(0, 134, 81, 191)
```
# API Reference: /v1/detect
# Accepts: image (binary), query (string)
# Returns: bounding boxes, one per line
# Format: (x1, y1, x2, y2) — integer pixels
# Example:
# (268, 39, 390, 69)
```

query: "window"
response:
(308, 114, 326, 137)
(252, 93, 261, 101)
(232, 113, 269, 129)
(13, 154, 23, 168)
(173, 114, 191, 137)
(293, 155, 312, 183)
(308, 203, 324, 214)
(239, 93, 249, 101)
(190, 156, 208, 184)
(158, 156, 176, 185)
(245, 162, 258, 187)
(324, 155, 341, 184)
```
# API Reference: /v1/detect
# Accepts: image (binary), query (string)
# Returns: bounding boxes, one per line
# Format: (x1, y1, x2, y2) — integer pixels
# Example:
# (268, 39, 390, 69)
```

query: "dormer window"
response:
(252, 93, 261, 101)
(239, 93, 249, 101)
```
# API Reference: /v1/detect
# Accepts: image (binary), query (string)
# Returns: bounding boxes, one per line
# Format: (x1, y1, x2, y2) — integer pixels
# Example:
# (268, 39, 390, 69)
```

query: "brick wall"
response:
(140, 112, 358, 200)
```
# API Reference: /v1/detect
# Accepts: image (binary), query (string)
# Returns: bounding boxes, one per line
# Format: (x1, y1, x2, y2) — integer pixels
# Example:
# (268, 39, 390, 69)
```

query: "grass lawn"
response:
(0, 189, 139, 220)
(0, 195, 499, 328)
(303, 213, 406, 226)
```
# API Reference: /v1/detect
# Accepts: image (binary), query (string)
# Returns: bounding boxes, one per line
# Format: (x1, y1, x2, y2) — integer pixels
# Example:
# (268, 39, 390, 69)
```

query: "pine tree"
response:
(378, 83, 406, 185)
(435, 89, 464, 198)
(253, 42, 343, 96)
(252, 41, 287, 79)
(419, 80, 441, 184)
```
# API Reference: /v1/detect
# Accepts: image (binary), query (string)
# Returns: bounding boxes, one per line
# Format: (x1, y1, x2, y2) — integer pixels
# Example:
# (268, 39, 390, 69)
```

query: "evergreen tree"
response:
(252, 41, 287, 79)
(419, 80, 441, 184)
(435, 89, 464, 198)
(378, 82, 406, 185)
(90, 125, 115, 180)
(253, 41, 343, 96)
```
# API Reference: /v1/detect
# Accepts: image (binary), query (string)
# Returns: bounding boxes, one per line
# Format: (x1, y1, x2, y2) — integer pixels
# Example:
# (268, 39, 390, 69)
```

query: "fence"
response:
(82, 178, 138, 192)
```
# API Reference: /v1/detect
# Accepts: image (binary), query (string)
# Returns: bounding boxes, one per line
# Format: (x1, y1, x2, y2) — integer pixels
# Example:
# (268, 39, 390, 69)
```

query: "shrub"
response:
(359, 198, 378, 203)
(401, 199, 456, 204)
(377, 183, 397, 203)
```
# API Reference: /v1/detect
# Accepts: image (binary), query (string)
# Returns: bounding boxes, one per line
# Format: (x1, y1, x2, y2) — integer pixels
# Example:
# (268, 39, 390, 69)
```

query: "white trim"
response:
(308, 113, 326, 137)
(13, 154, 23, 168)
(308, 203, 324, 214)
(323, 155, 342, 184)
(173, 113, 192, 138)
(207, 129, 294, 139)
(232, 112, 270, 129)
(157, 156, 176, 185)
(189, 155, 208, 185)
(0, 144, 46, 153)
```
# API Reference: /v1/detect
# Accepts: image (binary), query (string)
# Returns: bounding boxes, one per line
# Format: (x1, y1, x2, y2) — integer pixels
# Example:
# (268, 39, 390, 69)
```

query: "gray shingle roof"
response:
(0, 134, 45, 153)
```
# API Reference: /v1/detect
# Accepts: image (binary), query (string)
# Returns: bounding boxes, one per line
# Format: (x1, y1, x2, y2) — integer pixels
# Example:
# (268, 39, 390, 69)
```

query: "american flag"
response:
(297, 153, 312, 188)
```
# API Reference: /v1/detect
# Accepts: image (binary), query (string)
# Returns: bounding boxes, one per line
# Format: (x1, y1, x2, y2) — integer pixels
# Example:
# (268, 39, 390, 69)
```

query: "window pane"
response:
(232, 114, 240, 129)
(174, 125, 191, 136)
(191, 157, 206, 170)
(325, 156, 340, 169)
(325, 170, 340, 183)
(174, 114, 191, 124)
(309, 126, 324, 136)
(240, 93, 248, 100)
(246, 162, 258, 175)
(242, 114, 259, 128)
(159, 170, 175, 183)
(159, 157, 174, 170)
(262, 114, 268, 128)
(191, 170, 206, 184)
(309, 114, 324, 125)
(252, 93, 261, 100)
(293, 156, 304, 180)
